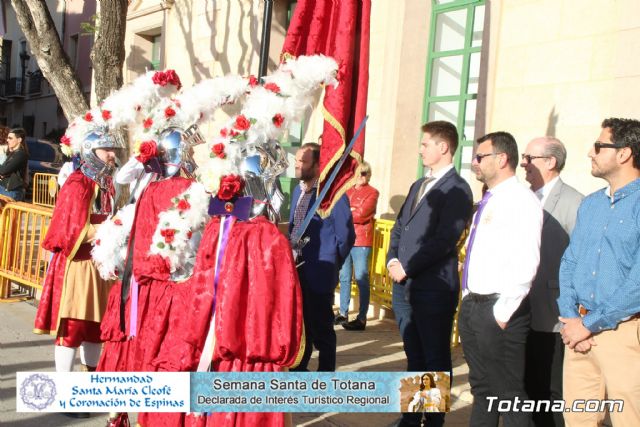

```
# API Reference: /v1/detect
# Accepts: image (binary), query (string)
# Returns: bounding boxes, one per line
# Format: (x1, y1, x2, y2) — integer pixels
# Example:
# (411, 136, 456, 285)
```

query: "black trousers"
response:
(458, 294, 532, 427)
(525, 330, 564, 427)
(291, 279, 336, 372)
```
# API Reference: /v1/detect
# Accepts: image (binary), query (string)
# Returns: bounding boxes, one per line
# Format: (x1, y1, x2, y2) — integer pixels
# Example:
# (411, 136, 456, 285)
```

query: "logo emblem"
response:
(20, 373, 57, 410)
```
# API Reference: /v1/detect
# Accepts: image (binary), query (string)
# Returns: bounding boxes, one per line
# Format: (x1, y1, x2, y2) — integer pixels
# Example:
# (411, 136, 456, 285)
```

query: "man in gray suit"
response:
(520, 136, 583, 427)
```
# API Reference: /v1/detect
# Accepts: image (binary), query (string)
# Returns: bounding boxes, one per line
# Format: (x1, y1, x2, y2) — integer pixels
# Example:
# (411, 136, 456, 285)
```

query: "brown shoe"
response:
(342, 318, 366, 331)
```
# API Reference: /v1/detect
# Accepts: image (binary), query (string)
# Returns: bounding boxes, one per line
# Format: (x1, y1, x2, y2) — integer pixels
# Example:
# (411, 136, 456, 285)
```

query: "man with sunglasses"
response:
(558, 118, 640, 427)
(520, 137, 583, 427)
(459, 131, 542, 427)
(387, 120, 472, 427)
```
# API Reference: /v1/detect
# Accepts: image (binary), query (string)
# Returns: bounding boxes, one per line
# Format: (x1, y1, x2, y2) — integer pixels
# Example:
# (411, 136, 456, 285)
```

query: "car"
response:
(25, 138, 66, 198)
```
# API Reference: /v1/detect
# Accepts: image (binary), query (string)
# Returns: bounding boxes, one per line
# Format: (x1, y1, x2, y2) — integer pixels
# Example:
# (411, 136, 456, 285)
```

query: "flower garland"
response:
(149, 182, 210, 273)
(91, 203, 136, 280)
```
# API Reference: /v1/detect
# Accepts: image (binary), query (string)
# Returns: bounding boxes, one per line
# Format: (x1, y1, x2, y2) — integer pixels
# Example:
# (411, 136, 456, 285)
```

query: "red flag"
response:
(282, 0, 371, 217)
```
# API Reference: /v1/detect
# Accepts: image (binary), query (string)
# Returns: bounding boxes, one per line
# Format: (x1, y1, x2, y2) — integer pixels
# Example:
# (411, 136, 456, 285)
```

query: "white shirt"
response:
(466, 176, 543, 323)
(534, 175, 559, 206)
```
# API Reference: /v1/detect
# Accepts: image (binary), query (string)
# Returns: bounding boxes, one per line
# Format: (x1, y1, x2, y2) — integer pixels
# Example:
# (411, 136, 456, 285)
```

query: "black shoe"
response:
(342, 318, 366, 331)
(63, 412, 90, 419)
(334, 314, 348, 325)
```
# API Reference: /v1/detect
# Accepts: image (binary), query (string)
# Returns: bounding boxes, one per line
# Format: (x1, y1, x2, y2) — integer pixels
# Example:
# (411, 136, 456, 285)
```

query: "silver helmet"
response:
(154, 124, 201, 178)
(79, 127, 125, 189)
(236, 138, 288, 222)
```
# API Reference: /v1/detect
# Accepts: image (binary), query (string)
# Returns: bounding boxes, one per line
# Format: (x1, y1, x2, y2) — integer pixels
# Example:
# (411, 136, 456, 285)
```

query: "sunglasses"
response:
(360, 171, 369, 177)
(474, 152, 502, 163)
(594, 141, 626, 154)
(521, 154, 550, 163)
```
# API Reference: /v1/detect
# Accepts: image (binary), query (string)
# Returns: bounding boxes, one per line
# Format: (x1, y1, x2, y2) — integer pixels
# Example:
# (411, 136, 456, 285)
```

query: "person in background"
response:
(521, 136, 583, 427)
(0, 125, 10, 165)
(289, 142, 355, 372)
(0, 128, 30, 201)
(337, 161, 379, 331)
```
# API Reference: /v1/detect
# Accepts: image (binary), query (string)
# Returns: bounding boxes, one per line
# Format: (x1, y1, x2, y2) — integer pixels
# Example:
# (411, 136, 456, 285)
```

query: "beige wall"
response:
(486, 0, 640, 196)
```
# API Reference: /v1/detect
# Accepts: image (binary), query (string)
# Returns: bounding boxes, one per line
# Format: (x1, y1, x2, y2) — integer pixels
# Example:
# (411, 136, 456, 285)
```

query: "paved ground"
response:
(1, 299, 473, 426)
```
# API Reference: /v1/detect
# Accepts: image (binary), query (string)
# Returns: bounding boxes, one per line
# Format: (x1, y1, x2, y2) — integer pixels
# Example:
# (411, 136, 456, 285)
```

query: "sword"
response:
(290, 115, 368, 251)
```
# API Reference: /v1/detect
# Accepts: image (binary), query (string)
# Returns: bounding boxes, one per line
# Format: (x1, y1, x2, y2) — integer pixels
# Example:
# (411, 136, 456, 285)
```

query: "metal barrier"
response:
(369, 219, 394, 308)
(0, 202, 53, 300)
(32, 173, 59, 207)
(349, 218, 465, 347)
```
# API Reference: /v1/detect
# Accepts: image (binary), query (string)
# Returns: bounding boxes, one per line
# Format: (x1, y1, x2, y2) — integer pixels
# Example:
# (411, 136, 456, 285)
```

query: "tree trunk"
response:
(91, 0, 128, 104)
(10, 0, 89, 120)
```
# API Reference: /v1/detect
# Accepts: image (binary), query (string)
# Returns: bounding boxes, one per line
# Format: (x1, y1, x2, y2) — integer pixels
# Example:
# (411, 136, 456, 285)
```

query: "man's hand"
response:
(573, 337, 597, 354)
(559, 316, 592, 349)
(387, 261, 407, 283)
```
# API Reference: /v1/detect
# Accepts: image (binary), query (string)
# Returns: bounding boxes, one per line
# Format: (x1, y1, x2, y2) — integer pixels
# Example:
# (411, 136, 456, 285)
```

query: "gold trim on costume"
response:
(290, 320, 306, 370)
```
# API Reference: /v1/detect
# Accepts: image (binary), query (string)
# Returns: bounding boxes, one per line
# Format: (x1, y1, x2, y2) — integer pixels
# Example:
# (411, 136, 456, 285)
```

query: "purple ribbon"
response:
(128, 276, 139, 337)
(461, 191, 493, 292)
(211, 216, 236, 326)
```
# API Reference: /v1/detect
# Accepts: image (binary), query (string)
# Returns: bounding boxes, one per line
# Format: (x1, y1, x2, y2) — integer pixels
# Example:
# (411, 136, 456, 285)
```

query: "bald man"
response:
(520, 137, 583, 427)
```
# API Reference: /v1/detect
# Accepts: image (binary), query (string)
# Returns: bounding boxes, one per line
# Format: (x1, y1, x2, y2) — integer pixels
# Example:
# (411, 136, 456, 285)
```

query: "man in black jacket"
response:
(388, 121, 473, 427)
(0, 128, 29, 201)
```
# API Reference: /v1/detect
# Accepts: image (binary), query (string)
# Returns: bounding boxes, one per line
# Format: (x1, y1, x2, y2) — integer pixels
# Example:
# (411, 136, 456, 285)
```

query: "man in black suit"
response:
(521, 137, 583, 427)
(387, 121, 473, 427)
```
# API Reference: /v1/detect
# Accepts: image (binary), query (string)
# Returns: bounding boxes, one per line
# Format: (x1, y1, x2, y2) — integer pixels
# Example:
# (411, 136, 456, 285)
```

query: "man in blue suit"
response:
(388, 121, 473, 427)
(289, 142, 355, 372)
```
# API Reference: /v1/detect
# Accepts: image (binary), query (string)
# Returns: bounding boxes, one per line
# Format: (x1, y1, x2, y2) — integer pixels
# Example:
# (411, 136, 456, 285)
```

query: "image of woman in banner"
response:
(407, 373, 442, 413)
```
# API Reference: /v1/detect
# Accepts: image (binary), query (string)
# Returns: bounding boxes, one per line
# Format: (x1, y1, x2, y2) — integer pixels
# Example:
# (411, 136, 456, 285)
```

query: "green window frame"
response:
(151, 35, 162, 70)
(420, 0, 486, 178)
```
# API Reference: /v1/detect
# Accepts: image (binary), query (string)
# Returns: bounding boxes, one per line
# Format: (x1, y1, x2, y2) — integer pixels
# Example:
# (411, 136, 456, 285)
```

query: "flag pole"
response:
(258, 0, 274, 78)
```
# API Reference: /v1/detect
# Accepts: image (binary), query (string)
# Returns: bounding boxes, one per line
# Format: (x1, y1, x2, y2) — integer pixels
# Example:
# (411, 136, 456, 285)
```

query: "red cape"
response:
(34, 171, 96, 334)
(151, 216, 304, 427)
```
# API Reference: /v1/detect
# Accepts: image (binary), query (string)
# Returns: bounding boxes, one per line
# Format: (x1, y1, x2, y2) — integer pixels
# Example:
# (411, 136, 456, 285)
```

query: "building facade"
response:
(0, 0, 95, 139)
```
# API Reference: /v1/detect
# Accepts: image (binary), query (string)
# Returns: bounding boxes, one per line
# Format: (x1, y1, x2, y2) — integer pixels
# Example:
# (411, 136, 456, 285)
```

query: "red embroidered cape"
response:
(150, 216, 304, 427)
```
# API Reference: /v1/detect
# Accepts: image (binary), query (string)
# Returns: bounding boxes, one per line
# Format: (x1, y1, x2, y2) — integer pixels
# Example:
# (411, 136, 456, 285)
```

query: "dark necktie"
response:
(411, 176, 435, 213)
(461, 191, 493, 291)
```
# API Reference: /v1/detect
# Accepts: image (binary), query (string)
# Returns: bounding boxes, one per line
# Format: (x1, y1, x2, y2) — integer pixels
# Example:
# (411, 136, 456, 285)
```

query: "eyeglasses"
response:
(474, 152, 502, 163)
(521, 154, 550, 163)
(594, 141, 626, 154)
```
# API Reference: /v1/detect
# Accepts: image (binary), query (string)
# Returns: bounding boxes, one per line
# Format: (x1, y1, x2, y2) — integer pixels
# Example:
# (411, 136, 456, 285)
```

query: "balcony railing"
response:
(5, 78, 24, 97)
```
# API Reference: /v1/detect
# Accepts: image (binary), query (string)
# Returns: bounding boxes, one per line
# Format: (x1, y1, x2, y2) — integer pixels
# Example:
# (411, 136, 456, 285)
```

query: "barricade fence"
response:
(31, 172, 59, 208)
(0, 202, 53, 299)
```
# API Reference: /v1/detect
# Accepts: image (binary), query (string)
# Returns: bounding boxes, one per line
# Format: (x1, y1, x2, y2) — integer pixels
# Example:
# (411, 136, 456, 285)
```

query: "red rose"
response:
(218, 175, 244, 201)
(84, 112, 93, 122)
(212, 143, 226, 159)
(164, 69, 182, 90)
(143, 118, 153, 129)
(152, 71, 168, 87)
(177, 199, 191, 212)
(95, 239, 101, 246)
(165, 106, 176, 118)
(264, 82, 280, 94)
(230, 129, 239, 137)
(272, 113, 285, 128)
(113, 218, 123, 226)
(220, 128, 228, 137)
(102, 110, 112, 121)
(136, 140, 158, 164)
(160, 228, 176, 244)
(60, 135, 71, 146)
(186, 231, 193, 239)
(234, 115, 250, 131)
(248, 75, 259, 87)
